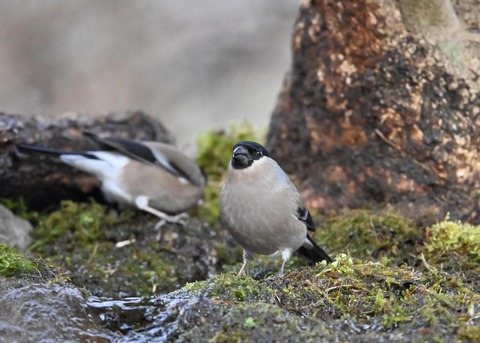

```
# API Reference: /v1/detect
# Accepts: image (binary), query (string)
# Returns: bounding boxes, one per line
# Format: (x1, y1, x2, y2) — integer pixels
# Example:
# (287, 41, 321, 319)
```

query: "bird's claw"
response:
(154, 212, 189, 230)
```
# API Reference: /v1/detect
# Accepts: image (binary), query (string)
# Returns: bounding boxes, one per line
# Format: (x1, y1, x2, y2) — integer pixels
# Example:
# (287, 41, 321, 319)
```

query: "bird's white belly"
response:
(101, 179, 134, 205)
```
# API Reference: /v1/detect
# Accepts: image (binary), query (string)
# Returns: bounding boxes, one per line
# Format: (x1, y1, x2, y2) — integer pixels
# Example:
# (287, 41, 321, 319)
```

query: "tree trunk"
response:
(267, 0, 480, 222)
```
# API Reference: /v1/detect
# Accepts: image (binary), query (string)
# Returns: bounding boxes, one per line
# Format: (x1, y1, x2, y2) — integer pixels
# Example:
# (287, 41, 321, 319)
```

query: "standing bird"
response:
(18, 132, 206, 227)
(220, 141, 331, 276)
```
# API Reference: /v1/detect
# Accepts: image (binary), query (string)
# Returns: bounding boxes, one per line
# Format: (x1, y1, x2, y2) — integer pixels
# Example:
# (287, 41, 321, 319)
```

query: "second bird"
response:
(19, 132, 206, 227)
(220, 141, 332, 277)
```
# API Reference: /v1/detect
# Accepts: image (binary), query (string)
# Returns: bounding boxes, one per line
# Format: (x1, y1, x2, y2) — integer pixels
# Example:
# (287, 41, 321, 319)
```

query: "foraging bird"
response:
(18, 132, 206, 226)
(220, 141, 332, 276)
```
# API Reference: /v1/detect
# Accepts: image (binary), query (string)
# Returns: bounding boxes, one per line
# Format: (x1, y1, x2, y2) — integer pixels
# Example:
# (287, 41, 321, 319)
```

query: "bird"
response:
(219, 141, 332, 277)
(18, 132, 206, 227)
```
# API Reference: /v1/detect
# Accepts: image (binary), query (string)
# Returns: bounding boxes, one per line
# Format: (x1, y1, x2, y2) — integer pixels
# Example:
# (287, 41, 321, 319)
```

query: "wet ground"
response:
(1, 207, 479, 342)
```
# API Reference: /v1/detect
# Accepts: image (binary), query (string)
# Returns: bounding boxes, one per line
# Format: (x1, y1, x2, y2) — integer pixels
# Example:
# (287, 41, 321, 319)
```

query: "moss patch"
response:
(0, 245, 37, 277)
(314, 210, 424, 264)
(11, 199, 232, 297)
(176, 301, 327, 343)
(186, 272, 274, 302)
(179, 212, 480, 342)
(30, 200, 124, 255)
(184, 252, 479, 342)
(425, 220, 480, 268)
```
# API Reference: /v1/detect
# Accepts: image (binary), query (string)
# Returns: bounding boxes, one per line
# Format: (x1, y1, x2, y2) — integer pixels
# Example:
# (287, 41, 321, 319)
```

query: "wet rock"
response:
(0, 283, 118, 342)
(0, 205, 32, 252)
(0, 254, 117, 342)
(113, 292, 333, 342)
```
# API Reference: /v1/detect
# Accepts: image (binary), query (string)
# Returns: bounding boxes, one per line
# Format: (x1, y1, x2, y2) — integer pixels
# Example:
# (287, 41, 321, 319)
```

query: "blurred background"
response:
(0, 0, 298, 151)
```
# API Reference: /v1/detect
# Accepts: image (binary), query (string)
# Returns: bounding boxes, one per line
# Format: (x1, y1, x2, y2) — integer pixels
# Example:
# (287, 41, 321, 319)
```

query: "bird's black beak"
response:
(232, 145, 250, 168)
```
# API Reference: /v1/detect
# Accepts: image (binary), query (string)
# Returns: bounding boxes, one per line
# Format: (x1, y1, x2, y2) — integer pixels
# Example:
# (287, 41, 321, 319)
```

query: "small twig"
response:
(375, 129, 402, 151)
(420, 253, 437, 273)
(115, 238, 136, 248)
(325, 284, 369, 293)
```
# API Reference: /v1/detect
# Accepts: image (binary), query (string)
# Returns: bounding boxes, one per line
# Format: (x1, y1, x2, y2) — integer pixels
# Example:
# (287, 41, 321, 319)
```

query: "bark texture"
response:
(267, 0, 480, 222)
(0, 111, 173, 211)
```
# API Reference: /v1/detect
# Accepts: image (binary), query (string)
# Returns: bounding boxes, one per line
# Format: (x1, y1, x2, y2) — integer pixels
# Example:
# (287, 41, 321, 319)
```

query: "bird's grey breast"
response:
(220, 158, 305, 254)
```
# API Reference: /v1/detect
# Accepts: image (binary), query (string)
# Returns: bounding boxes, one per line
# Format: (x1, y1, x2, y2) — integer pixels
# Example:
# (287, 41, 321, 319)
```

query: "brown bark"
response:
(0, 111, 173, 211)
(267, 0, 480, 222)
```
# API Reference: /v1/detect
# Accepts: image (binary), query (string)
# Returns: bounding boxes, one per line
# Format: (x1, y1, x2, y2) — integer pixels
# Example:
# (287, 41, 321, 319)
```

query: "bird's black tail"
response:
(18, 144, 66, 156)
(18, 144, 98, 159)
(298, 235, 332, 263)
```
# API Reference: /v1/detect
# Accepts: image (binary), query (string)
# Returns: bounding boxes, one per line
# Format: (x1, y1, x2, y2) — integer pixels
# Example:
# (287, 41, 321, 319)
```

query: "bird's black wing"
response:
(297, 207, 316, 232)
(84, 132, 190, 180)
(83, 131, 157, 165)
(296, 207, 332, 263)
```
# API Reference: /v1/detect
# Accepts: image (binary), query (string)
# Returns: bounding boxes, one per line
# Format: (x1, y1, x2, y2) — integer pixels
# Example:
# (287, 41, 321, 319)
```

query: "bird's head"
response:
(230, 141, 270, 170)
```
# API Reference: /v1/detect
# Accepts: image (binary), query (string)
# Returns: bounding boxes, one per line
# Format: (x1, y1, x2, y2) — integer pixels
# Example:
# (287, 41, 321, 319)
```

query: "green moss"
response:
(186, 273, 273, 302)
(195, 122, 264, 224)
(315, 210, 423, 263)
(0, 245, 37, 276)
(24, 200, 180, 296)
(208, 253, 478, 339)
(425, 220, 480, 264)
(243, 316, 256, 328)
(184, 212, 479, 340)
(179, 246, 480, 341)
(209, 331, 250, 343)
(30, 200, 124, 254)
(457, 324, 480, 342)
(120, 245, 180, 294)
(181, 246, 477, 340)
(177, 300, 324, 343)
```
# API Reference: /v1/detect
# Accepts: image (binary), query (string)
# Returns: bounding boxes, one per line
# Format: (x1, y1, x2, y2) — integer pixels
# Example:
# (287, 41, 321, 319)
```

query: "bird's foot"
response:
(277, 268, 285, 278)
(237, 257, 249, 277)
(154, 212, 189, 230)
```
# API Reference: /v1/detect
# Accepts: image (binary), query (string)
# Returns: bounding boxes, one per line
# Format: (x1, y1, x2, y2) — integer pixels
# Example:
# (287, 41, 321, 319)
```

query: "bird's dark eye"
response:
(256, 151, 263, 157)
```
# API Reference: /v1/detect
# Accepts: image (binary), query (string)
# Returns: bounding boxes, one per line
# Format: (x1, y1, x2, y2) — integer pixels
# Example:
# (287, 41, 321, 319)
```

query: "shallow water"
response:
(0, 283, 116, 342)
(87, 290, 194, 342)
(0, 282, 198, 342)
